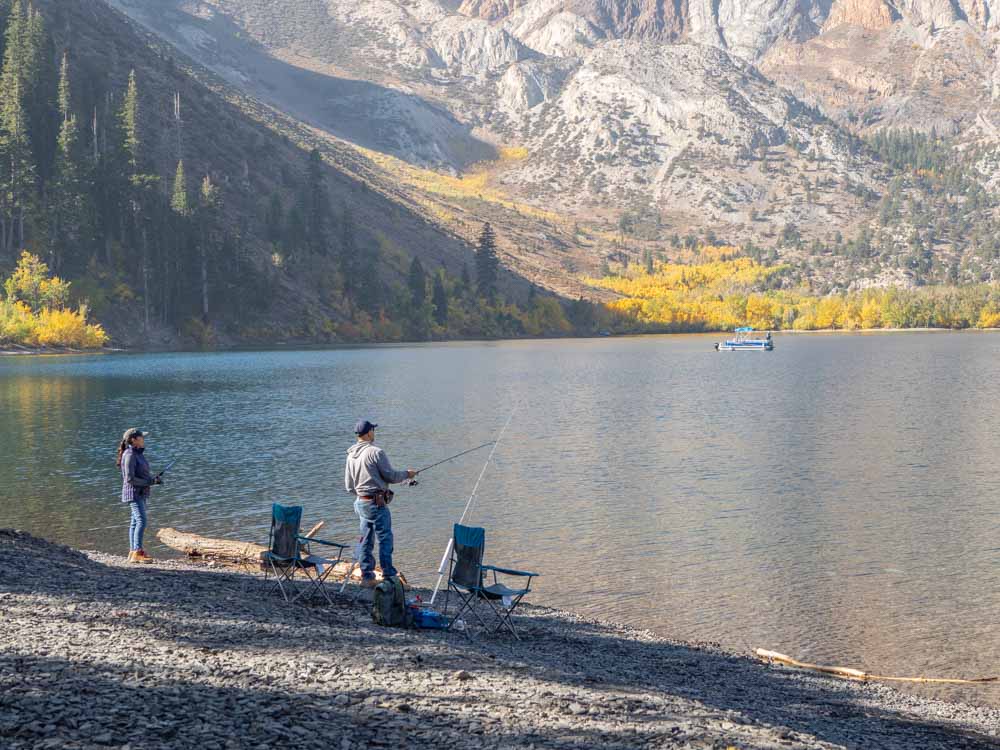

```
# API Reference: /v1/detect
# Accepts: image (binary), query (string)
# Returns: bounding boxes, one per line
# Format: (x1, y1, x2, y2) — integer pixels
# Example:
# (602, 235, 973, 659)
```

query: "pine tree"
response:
(121, 70, 139, 172)
(408, 256, 426, 307)
(0, 0, 36, 256)
(118, 69, 159, 331)
(304, 148, 328, 255)
(24, 4, 54, 185)
(170, 160, 189, 217)
(265, 192, 283, 245)
(475, 222, 498, 300)
(196, 174, 219, 324)
(50, 52, 85, 273)
(432, 272, 448, 326)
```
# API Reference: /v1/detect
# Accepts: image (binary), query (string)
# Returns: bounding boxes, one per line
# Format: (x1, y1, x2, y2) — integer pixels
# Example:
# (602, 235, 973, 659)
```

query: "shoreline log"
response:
(155, 527, 394, 582)
(755, 648, 997, 685)
(157, 528, 267, 561)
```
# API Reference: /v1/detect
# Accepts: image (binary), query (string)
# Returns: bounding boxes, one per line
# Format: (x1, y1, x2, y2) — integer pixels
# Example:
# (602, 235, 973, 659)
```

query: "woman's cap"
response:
(354, 419, 377, 435)
(122, 428, 144, 442)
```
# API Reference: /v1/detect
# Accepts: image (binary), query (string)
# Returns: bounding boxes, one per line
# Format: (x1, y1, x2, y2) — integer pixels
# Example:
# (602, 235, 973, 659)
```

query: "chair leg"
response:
(295, 564, 336, 606)
(446, 589, 487, 636)
(485, 593, 526, 639)
(267, 560, 297, 603)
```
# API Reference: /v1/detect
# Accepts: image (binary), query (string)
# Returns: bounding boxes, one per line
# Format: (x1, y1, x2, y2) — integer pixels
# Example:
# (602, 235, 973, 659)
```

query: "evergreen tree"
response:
(196, 174, 219, 324)
(304, 148, 328, 255)
(119, 69, 159, 331)
(265, 192, 283, 245)
(121, 70, 139, 172)
(408, 256, 426, 307)
(23, 4, 54, 186)
(432, 272, 448, 326)
(284, 204, 306, 259)
(50, 52, 85, 273)
(460, 263, 470, 289)
(0, 0, 36, 255)
(475, 222, 498, 300)
(170, 160, 188, 217)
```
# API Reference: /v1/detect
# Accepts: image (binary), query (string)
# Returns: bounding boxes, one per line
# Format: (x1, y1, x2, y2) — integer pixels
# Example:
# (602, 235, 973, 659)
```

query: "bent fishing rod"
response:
(430, 409, 516, 604)
(405, 441, 495, 486)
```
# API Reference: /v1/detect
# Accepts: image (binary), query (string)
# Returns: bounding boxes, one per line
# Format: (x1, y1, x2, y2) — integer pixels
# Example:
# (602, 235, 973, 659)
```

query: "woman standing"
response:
(117, 428, 161, 563)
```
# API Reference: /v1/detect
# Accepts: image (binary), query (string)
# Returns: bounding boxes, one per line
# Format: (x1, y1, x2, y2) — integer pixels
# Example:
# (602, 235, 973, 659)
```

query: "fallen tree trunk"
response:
(155, 527, 394, 582)
(157, 528, 266, 561)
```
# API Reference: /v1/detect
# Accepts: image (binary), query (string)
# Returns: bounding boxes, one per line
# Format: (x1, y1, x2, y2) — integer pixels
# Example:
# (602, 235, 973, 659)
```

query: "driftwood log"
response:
(157, 528, 266, 561)
(155, 527, 392, 582)
(755, 648, 997, 685)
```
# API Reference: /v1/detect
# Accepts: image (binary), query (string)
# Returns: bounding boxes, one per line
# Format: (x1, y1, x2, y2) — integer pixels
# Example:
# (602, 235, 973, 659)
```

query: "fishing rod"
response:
(406, 442, 495, 486)
(430, 409, 516, 605)
(156, 458, 177, 480)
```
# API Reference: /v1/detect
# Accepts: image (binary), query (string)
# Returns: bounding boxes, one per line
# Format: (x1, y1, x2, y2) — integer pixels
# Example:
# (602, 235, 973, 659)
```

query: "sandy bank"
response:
(2, 529, 998, 749)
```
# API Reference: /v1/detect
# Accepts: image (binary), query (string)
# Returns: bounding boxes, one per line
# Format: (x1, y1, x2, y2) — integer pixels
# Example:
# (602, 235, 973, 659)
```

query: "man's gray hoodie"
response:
(345, 441, 409, 497)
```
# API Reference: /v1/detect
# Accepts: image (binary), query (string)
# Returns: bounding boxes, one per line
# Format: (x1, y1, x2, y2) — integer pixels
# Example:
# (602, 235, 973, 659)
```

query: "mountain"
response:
(107, 0, 1000, 295)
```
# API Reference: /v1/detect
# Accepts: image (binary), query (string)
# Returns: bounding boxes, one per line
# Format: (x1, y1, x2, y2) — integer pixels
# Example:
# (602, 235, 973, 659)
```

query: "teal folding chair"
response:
(261, 503, 349, 605)
(444, 524, 539, 639)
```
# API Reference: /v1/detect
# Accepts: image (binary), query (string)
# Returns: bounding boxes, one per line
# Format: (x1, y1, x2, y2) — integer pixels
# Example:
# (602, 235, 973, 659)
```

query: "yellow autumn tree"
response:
(0, 252, 108, 348)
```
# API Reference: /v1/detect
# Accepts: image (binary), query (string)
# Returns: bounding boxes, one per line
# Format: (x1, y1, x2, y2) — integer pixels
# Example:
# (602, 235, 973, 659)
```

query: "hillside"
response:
(107, 0, 1000, 297)
(0, 0, 582, 350)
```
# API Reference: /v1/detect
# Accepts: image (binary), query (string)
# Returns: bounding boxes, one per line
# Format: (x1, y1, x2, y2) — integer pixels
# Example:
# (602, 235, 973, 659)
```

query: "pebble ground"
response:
(3, 529, 1000, 749)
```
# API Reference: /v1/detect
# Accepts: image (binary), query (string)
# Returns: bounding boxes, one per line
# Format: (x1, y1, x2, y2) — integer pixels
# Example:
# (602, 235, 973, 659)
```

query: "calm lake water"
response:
(3, 333, 1000, 703)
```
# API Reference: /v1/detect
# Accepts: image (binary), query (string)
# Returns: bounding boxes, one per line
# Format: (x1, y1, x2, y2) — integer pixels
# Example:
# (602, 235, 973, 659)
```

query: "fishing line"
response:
(430, 408, 516, 604)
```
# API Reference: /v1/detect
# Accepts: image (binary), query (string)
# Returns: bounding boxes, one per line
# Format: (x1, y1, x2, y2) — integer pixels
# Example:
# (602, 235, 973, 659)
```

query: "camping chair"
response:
(444, 524, 539, 640)
(261, 503, 349, 605)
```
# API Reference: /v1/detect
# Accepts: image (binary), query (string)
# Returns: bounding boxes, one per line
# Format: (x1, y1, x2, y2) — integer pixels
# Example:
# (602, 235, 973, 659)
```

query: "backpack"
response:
(372, 576, 410, 627)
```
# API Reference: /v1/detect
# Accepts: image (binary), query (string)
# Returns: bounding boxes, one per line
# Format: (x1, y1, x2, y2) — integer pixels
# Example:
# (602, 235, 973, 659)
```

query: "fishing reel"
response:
(406, 478, 420, 487)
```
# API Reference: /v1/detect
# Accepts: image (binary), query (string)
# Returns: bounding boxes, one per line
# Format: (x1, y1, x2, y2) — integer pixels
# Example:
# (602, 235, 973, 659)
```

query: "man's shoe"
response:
(135, 550, 155, 563)
(127, 551, 136, 563)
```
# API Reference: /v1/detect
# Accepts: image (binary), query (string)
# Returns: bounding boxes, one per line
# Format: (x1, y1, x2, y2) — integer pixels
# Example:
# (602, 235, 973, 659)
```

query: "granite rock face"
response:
(107, 0, 1000, 284)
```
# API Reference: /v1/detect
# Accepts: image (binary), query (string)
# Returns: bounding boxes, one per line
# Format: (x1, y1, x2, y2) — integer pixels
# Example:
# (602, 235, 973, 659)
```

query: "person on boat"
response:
(344, 419, 415, 587)
(117, 428, 161, 564)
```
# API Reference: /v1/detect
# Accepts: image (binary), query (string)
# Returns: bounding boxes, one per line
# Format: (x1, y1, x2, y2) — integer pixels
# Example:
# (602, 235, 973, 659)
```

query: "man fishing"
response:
(344, 419, 416, 587)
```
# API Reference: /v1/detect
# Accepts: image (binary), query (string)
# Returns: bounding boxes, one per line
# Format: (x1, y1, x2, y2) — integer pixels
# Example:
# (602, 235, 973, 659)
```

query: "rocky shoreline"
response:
(2, 529, 999, 749)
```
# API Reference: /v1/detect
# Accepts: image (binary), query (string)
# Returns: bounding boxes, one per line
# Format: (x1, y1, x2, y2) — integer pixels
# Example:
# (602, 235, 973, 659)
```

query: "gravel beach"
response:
(2, 528, 999, 749)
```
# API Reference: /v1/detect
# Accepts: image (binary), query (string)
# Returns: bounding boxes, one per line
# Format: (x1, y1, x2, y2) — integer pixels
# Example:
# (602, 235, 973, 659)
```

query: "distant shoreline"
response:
(1, 328, 998, 357)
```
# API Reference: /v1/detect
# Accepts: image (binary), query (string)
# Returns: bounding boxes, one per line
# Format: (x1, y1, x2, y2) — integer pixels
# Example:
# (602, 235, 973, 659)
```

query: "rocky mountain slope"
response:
(110, 0, 1000, 292)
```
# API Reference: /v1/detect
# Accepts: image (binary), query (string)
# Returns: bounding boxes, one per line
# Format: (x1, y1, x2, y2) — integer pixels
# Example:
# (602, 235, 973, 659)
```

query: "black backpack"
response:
(372, 576, 410, 627)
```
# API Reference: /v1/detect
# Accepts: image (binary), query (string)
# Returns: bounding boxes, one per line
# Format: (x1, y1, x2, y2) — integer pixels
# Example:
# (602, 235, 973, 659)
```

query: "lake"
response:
(3, 333, 1000, 704)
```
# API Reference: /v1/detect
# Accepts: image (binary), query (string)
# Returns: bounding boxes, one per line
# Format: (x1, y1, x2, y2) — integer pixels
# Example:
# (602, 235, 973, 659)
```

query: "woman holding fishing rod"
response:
(116, 428, 162, 564)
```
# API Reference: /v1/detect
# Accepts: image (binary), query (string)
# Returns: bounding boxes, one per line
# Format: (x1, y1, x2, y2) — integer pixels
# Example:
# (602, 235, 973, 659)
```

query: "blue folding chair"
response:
(261, 503, 349, 605)
(444, 524, 539, 639)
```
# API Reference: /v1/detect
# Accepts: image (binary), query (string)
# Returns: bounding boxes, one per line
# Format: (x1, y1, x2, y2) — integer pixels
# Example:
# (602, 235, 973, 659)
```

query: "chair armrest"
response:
(482, 564, 539, 578)
(297, 535, 350, 550)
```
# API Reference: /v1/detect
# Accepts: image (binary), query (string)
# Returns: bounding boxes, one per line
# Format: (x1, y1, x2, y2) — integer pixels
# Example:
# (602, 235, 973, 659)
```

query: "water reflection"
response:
(2, 334, 1000, 705)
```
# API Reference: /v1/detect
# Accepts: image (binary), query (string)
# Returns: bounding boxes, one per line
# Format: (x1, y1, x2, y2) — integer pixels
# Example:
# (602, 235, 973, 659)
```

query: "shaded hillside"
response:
(0, 0, 572, 347)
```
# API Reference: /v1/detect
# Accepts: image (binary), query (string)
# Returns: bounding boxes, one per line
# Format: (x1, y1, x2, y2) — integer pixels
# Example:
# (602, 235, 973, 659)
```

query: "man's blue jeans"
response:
(129, 498, 148, 551)
(354, 498, 396, 579)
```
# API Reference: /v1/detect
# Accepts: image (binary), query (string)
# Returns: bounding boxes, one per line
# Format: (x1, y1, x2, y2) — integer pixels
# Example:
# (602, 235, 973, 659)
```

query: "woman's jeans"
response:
(129, 498, 148, 551)
(354, 498, 396, 579)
